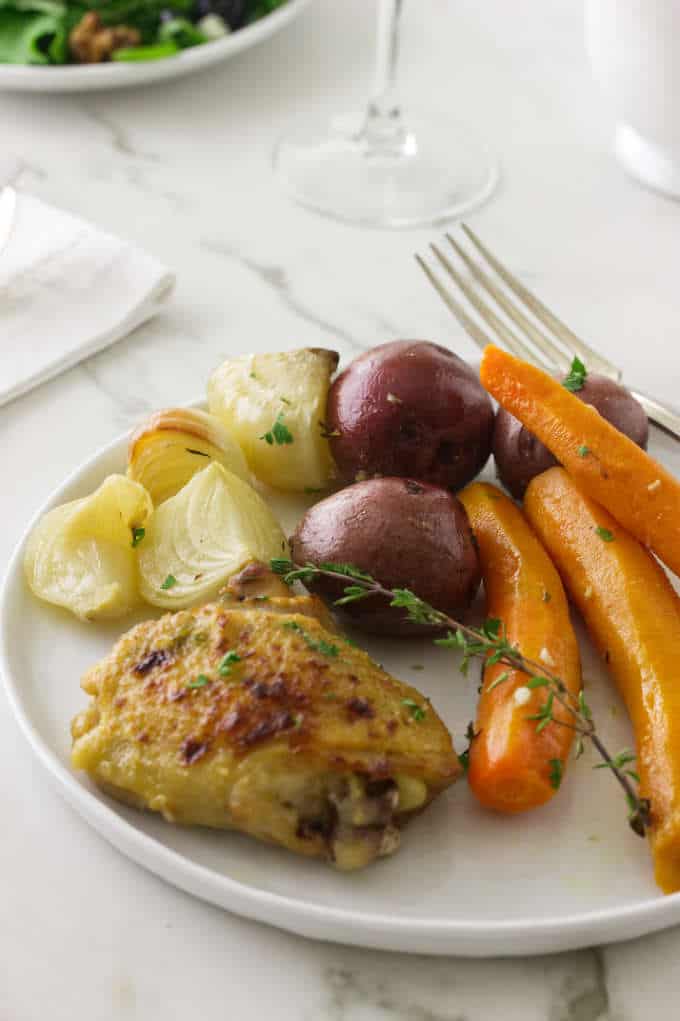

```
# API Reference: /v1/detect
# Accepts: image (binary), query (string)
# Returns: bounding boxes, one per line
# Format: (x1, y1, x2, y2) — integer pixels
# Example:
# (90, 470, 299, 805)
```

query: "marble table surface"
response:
(2, 0, 680, 1017)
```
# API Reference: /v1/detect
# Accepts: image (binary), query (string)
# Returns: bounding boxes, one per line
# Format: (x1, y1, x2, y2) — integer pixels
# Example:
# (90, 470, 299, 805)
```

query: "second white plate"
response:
(0, 0, 312, 93)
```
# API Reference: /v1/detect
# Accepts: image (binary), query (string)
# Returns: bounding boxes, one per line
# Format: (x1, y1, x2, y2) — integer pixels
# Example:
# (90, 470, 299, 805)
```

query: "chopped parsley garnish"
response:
(131, 527, 145, 548)
(577, 445, 590, 458)
(187, 674, 210, 689)
(401, 697, 426, 722)
(563, 356, 588, 392)
(161, 574, 178, 590)
(261, 412, 294, 446)
(282, 620, 339, 657)
(218, 651, 242, 676)
(549, 758, 563, 790)
(459, 722, 477, 772)
(280, 396, 291, 405)
(595, 526, 615, 543)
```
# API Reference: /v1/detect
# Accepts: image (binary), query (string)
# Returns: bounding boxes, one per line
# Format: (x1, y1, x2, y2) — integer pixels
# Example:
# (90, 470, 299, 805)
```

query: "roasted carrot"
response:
(459, 482, 581, 813)
(480, 345, 680, 579)
(525, 467, 680, 893)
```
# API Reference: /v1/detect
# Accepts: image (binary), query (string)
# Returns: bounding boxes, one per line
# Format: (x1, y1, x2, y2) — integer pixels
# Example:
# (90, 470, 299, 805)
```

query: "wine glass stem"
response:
(365, 0, 406, 150)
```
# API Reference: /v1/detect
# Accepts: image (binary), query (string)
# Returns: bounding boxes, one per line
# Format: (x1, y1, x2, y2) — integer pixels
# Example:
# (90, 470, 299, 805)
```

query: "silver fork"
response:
(416, 225, 680, 441)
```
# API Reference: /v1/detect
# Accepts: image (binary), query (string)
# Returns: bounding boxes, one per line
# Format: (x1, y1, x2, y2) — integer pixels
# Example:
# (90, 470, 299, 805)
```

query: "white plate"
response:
(3, 421, 680, 957)
(0, 0, 312, 93)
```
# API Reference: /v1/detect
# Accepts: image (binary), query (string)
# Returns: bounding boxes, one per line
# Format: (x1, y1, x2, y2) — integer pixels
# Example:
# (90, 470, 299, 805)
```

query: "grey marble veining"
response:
(2, 0, 680, 1018)
(199, 238, 368, 352)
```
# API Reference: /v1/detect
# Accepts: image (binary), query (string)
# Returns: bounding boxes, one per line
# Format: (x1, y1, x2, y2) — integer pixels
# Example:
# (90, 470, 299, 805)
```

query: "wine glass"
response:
(273, 0, 498, 229)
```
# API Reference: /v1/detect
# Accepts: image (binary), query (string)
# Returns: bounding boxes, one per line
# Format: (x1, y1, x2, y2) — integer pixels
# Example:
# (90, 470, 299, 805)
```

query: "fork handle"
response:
(630, 388, 680, 442)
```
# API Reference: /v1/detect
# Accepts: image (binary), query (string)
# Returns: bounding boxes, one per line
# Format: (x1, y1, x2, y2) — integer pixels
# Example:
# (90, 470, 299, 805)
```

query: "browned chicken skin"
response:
(71, 566, 460, 869)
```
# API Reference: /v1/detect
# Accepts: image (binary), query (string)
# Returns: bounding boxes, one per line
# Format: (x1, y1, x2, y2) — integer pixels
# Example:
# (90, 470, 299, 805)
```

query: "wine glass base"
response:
(273, 111, 499, 229)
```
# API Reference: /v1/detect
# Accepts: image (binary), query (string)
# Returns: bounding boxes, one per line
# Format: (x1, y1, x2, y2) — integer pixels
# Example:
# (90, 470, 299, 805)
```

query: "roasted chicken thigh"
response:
(72, 566, 460, 869)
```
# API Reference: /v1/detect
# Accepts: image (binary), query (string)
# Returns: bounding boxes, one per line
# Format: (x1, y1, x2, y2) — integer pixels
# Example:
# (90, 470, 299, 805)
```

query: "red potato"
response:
(326, 341, 495, 492)
(290, 477, 480, 636)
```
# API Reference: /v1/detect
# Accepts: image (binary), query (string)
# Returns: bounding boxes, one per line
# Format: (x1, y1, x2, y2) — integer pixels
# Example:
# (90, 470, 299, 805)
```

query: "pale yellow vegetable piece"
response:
(207, 348, 339, 491)
(137, 462, 287, 609)
(24, 475, 153, 622)
(127, 407, 249, 506)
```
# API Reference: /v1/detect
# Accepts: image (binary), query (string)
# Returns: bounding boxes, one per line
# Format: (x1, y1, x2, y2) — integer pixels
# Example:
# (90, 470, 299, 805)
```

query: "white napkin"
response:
(0, 187, 175, 409)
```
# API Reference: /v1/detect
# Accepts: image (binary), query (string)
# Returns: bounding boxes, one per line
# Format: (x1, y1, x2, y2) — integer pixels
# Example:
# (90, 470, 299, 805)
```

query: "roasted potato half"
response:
(207, 348, 339, 491)
(127, 407, 249, 506)
(24, 475, 152, 621)
(138, 462, 287, 610)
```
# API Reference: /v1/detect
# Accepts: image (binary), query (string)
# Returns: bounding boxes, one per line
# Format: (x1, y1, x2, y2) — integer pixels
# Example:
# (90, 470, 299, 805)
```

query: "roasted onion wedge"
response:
(138, 462, 287, 609)
(24, 475, 152, 621)
(127, 407, 249, 506)
(207, 347, 339, 491)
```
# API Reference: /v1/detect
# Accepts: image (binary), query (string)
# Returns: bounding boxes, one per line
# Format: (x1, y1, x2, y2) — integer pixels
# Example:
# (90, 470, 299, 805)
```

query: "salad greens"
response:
(0, 0, 289, 65)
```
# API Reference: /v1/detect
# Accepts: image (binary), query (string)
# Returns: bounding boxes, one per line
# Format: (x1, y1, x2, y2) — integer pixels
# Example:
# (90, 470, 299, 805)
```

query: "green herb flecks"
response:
(187, 674, 210, 690)
(282, 620, 339, 658)
(161, 574, 178, 590)
(402, 698, 426, 722)
(131, 527, 146, 548)
(577, 445, 590, 458)
(218, 651, 242, 677)
(261, 412, 294, 446)
(549, 758, 564, 790)
(563, 356, 588, 393)
(458, 722, 478, 773)
(270, 557, 651, 838)
(596, 526, 615, 543)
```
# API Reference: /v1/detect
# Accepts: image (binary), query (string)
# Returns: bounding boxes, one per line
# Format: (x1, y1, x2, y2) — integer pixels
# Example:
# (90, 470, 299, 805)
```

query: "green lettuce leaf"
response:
(0, 8, 64, 63)
(0, 0, 65, 14)
(111, 40, 178, 61)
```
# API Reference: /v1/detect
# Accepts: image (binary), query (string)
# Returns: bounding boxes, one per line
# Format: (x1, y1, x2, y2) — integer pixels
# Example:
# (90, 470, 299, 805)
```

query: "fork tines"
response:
(416, 225, 618, 379)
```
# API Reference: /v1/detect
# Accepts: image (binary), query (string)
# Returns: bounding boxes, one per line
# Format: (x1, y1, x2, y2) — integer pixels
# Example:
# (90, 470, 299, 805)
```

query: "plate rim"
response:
(3, 423, 680, 956)
(0, 0, 313, 92)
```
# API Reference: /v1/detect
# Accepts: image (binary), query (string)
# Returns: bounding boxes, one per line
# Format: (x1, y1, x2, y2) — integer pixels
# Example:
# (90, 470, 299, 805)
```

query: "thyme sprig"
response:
(271, 557, 651, 837)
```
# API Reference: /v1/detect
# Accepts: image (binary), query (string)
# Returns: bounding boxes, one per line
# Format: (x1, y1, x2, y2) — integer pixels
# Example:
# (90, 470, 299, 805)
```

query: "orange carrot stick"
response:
(480, 345, 680, 578)
(459, 482, 581, 813)
(525, 467, 680, 893)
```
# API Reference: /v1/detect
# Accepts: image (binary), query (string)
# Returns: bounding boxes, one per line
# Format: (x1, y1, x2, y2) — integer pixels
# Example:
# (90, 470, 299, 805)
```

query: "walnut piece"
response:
(69, 11, 141, 64)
